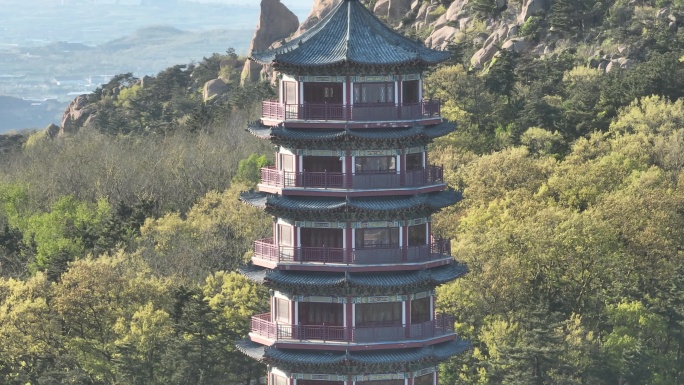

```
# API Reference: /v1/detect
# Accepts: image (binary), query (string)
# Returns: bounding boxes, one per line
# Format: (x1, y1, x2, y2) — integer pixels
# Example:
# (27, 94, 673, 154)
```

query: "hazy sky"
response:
(191, 0, 313, 8)
(282, 0, 313, 9)
(191, 0, 314, 20)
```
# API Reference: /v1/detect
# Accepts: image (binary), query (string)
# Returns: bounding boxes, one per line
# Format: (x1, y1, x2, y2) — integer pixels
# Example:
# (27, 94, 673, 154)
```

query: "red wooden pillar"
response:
(345, 297, 353, 342)
(407, 375, 414, 385)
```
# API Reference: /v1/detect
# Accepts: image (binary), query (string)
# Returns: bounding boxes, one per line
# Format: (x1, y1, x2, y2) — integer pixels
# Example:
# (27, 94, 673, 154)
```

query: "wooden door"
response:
(303, 82, 344, 119)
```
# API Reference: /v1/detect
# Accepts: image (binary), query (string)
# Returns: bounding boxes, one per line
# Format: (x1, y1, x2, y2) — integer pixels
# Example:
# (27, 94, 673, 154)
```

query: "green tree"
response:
(234, 154, 272, 186)
(138, 185, 270, 280)
(485, 50, 518, 98)
(602, 301, 675, 384)
(52, 253, 172, 384)
(113, 303, 174, 385)
(560, 66, 602, 138)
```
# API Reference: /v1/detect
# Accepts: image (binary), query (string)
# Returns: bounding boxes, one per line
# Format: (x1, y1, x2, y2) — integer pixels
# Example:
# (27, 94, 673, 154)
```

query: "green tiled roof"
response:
(236, 339, 470, 371)
(250, 0, 450, 68)
(246, 121, 456, 144)
(240, 189, 462, 220)
(239, 261, 468, 293)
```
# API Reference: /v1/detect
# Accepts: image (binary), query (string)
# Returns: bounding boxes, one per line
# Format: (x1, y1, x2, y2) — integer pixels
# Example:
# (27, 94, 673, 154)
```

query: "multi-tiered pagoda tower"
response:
(238, 1, 468, 385)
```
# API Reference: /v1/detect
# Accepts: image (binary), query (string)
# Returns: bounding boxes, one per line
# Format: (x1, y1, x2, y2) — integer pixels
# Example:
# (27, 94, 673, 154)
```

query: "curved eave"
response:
(245, 121, 456, 143)
(238, 261, 468, 291)
(236, 338, 470, 370)
(239, 189, 462, 219)
(252, 57, 449, 70)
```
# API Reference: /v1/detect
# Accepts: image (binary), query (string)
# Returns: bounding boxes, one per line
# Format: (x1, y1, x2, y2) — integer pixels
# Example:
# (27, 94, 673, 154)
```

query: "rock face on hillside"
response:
(203, 79, 229, 102)
(519, 0, 549, 22)
(241, 0, 299, 84)
(374, 0, 412, 24)
(244, 0, 529, 74)
(297, 0, 341, 34)
(60, 95, 96, 134)
(46, 124, 60, 139)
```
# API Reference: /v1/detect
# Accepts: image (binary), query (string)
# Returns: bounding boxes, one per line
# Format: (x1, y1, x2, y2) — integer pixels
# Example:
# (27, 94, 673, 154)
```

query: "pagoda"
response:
(237, 1, 469, 385)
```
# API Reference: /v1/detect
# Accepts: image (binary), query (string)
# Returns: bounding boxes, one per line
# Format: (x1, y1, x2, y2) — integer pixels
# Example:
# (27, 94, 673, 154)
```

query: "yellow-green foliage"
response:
(562, 66, 603, 90)
(429, 4, 447, 17)
(435, 95, 684, 384)
(610, 95, 684, 136)
(138, 184, 270, 280)
(520, 127, 564, 155)
(23, 130, 48, 149)
(24, 196, 110, 272)
(114, 83, 142, 109)
(0, 251, 267, 383)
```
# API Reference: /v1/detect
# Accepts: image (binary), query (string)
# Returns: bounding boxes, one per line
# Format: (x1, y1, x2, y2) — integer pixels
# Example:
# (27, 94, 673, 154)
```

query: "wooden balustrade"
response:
(252, 238, 451, 265)
(260, 165, 444, 190)
(250, 313, 455, 343)
(261, 100, 441, 122)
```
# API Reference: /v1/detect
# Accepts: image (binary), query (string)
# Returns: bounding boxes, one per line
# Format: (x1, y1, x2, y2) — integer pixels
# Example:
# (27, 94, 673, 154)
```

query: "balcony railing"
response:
(253, 237, 451, 265)
(251, 312, 455, 343)
(261, 100, 441, 122)
(254, 238, 345, 263)
(260, 165, 444, 190)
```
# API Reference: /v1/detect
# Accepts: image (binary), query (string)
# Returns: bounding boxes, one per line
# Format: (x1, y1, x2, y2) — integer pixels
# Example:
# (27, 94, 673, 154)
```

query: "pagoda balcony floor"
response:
(260, 100, 443, 129)
(250, 313, 456, 350)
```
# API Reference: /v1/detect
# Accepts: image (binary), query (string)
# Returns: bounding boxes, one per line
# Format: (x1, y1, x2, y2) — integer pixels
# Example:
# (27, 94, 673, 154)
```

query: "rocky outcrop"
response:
(241, 0, 299, 84)
(470, 25, 510, 68)
(141, 75, 154, 88)
(424, 0, 477, 50)
(424, 0, 521, 59)
(605, 57, 636, 72)
(519, 0, 549, 23)
(501, 38, 531, 53)
(446, 0, 469, 21)
(203, 79, 229, 102)
(297, 0, 340, 34)
(60, 95, 96, 134)
(46, 123, 60, 139)
(374, 0, 412, 24)
(426, 26, 460, 49)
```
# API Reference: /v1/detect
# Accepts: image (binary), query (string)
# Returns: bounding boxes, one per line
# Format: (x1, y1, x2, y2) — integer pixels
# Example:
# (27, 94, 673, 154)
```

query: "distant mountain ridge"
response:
(0, 96, 63, 133)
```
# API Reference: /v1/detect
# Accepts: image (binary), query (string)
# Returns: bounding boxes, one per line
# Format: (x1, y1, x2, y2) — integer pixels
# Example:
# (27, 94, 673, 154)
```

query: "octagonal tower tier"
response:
(238, 1, 468, 385)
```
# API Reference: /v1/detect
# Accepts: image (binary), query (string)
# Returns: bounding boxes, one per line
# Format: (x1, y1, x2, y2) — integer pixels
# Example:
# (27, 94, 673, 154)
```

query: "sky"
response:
(190, 0, 313, 7)
(186, 0, 313, 18)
